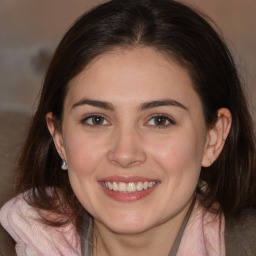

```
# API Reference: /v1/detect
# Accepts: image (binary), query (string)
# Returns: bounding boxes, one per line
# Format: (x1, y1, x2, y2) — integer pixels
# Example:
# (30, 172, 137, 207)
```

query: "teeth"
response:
(136, 182, 143, 191)
(104, 181, 157, 192)
(119, 182, 126, 192)
(107, 182, 113, 190)
(127, 182, 136, 192)
(143, 181, 148, 190)
(112, 182, 118, 191)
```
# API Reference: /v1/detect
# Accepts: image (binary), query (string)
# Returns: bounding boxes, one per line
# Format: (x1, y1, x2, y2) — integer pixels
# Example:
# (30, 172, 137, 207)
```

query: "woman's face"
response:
(51, 47, 212, 234)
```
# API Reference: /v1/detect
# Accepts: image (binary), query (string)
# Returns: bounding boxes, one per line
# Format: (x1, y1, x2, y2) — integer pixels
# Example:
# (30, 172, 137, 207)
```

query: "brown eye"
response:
(91, 115, 104, 125)
(154, 116, 169, 126)
(146, 115, 175, 128)
(83, 115, 109, 126)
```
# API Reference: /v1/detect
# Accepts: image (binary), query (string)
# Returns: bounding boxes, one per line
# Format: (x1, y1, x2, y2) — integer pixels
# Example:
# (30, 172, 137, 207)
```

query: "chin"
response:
(98, 213, 156, 234)
(108, 222, 151, 234)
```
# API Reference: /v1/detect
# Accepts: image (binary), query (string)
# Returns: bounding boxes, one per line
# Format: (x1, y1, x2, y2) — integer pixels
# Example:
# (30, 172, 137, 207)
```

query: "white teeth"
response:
(103, 181, 157, 192)
(107, 182, 113, 190)
(127, 182, 136, 192)
(112, 182, 118, 191)
(118, 182, 126, 192)
(136, 182, 143, 191)
(143, 181, 149, 190)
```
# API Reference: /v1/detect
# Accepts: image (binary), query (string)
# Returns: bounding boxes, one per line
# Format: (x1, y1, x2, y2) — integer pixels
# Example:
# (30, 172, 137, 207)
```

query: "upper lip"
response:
(98, 175, 159, 183)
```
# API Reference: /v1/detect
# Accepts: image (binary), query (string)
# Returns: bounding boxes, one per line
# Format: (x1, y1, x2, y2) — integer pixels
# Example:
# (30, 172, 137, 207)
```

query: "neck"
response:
(92, 200, 193, 256)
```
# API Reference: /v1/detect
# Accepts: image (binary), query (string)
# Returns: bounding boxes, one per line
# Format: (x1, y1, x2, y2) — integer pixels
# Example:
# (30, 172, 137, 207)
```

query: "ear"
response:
(202, 108, 232, 167)
(46, 112, 67, 160)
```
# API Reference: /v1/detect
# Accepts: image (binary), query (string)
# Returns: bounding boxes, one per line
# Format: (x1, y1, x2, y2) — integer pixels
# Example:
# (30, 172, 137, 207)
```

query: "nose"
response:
(107, 127, 147, 168)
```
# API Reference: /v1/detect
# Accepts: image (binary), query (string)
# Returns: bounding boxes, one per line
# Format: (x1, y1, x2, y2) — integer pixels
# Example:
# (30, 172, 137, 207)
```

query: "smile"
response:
(102, 181, 158, 193)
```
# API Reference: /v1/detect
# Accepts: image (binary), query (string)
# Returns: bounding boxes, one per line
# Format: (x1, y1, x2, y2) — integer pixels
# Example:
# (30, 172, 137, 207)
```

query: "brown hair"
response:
(16, 0, 256, 241)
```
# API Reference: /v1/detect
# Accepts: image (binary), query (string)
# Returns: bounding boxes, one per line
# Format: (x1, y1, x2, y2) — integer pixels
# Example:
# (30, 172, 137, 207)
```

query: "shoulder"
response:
(225, 208, 256, 256)
(0, 190, 80, 256)
(0, 191, 37, 234)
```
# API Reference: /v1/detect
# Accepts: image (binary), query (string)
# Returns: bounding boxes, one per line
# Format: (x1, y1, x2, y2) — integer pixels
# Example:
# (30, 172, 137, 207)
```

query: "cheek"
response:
(149, 130, 205, 176)
(62, 132, 108, 214)
(63, 132, 107, 177)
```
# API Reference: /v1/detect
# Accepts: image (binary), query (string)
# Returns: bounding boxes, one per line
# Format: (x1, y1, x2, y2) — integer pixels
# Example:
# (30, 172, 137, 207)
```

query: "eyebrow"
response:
(72, 99, 114, 111)
(71, 98, 188, 111)
(139, 99, 188, 111)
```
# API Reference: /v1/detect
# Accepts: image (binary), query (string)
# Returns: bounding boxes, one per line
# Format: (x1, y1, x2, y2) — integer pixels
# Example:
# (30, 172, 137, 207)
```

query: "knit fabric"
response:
(0, 192, 225, 256)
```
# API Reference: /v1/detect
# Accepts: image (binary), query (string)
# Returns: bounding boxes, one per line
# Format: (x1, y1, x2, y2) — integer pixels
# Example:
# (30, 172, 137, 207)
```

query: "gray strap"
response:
(81, 214, 93, 256)
(168, 198, 195, 256)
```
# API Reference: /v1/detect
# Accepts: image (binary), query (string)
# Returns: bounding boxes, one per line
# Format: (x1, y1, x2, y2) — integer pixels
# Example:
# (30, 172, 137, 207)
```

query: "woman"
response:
(1, 0, 256, 255)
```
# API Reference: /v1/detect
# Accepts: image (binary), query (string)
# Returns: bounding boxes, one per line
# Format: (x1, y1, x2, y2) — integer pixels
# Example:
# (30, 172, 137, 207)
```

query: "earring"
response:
(61, 159, 68, 170)
(211, 160, 214, 165)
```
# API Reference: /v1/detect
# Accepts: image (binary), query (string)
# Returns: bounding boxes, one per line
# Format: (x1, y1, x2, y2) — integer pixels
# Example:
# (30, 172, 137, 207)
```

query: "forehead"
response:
(65, 47, 201, 110)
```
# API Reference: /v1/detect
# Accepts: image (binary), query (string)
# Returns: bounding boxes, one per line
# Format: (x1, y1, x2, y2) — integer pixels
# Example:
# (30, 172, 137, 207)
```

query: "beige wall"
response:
(0, 0, 97, 114)
(184, 0, 256, 121)
(0, 0, 255, 119)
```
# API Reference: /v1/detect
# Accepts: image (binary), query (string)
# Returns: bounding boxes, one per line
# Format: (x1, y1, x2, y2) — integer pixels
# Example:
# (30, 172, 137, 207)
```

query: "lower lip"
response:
(100, 183, 159, 202)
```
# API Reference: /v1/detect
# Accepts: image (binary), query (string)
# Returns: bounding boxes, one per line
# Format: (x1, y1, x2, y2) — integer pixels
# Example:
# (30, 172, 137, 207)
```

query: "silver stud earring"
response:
(211, 160, 214, 165)
(61, 159, 68, 170)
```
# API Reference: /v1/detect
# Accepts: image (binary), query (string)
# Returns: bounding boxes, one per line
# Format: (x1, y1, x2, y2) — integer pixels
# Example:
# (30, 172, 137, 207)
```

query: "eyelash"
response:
(145, 114, 175, 129)
(81, 114, 110, 128)
(81, 114, 175, 129)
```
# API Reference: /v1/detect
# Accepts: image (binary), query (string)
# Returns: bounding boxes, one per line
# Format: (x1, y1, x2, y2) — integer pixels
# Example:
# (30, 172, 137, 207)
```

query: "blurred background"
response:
(0, 0, 256, 254)
(0, 0, 256, 116)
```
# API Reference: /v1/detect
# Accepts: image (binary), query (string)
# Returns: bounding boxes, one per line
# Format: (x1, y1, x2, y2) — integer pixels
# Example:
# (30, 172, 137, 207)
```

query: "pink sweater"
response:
(0, 192, 225, 256)
(0, 194, 80, 255)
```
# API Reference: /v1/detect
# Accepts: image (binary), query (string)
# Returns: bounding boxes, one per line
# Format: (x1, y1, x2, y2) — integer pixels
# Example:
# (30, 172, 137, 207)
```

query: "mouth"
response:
(102, 181, 158, 193)
(99, 177, 160, 202)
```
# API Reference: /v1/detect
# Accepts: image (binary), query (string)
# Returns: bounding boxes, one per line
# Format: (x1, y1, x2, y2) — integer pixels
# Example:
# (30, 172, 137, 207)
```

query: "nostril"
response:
(109, 159, 142, 168)
(107, 149, 147, 168)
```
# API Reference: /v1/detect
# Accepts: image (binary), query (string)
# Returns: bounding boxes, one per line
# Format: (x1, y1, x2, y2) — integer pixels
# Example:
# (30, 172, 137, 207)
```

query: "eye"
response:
(82, 115, 110, 126)
(146, 115, 175, 128)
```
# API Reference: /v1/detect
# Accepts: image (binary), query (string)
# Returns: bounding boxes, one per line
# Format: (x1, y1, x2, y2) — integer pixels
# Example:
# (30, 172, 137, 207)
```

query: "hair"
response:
(16, 0, 256, 249)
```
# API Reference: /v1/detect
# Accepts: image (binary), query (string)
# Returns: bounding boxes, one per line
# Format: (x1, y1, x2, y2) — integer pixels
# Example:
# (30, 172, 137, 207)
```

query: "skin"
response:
(47, 47, 231, 256)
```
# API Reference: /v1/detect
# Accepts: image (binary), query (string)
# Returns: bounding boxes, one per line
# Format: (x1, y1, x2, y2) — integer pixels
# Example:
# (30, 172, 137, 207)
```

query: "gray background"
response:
(0, 0, 255, 118)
